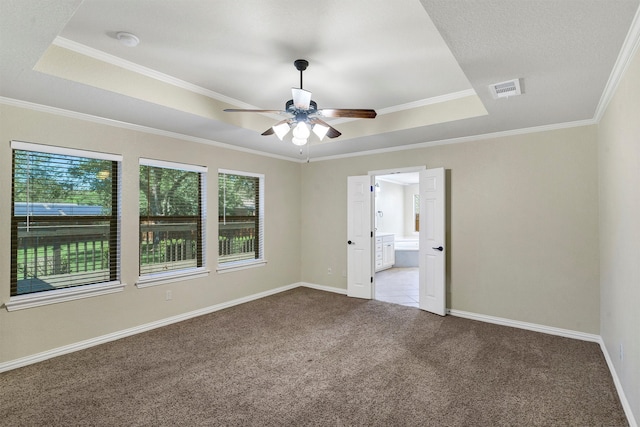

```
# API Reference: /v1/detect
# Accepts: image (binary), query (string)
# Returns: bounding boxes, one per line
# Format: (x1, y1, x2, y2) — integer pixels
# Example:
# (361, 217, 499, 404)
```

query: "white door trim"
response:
(368, 165, 426, 178)
(367, 165, 446, 316)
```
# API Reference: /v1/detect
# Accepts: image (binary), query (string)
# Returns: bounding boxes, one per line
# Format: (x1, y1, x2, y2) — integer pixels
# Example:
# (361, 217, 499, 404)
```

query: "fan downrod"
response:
(294, 59, 309, 90)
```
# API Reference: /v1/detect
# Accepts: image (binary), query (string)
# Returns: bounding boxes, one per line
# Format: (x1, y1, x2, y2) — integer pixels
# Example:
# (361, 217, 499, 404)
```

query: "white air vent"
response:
(489, 78, 522, 99)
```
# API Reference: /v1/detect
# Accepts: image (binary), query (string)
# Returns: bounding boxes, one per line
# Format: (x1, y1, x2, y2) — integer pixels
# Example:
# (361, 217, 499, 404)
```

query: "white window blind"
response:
(10, 141, 121, 296)
(139, 158, 206, 276)
(218, 169, 264, 266)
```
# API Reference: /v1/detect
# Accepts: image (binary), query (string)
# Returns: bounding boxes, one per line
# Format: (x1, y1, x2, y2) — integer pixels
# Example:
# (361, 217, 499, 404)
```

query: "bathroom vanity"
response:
(375, 233, 395, 272)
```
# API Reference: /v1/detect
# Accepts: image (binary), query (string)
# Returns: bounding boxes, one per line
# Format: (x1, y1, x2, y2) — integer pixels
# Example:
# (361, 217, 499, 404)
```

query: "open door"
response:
(419, 167, 446, 316)
(347, 175, 372, 299)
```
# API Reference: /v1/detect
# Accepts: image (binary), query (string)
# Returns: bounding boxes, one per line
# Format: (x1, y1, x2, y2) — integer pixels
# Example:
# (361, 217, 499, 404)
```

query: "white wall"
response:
(0, 104, 302, 364)
(301, 125, 600, 334)
(598, 44, 640, 423)
(374, 180, 419, 238)
(374, 180, 404, 236)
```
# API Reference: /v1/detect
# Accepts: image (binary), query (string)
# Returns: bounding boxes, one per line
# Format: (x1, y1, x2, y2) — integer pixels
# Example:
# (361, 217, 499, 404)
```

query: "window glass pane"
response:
(218, 172, 262, 264)
(12, 148, 118, 296)
(139, 164, 203, 275)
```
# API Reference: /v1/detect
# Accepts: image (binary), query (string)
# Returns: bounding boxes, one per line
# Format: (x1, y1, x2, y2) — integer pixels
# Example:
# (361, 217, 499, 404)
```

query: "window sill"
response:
(136, 268, 210, 289)
(4, 281, 125, 312)
(216, 259, 267, 274)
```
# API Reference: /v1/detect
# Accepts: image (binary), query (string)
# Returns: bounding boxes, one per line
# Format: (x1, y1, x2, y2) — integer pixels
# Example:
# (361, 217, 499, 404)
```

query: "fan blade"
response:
(292, 88, 312, 110)
(224, 109, 284, 114)
(317, 109, 377, 119)
(309, 118, 342, 139)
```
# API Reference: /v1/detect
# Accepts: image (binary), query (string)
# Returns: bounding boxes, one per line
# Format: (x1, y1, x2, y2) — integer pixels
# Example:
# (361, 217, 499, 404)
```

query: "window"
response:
(218, 170, 264, 268)
(10, 141, 122, 308)
(139, 159, 206, 282)
(414, 194, 420, 232)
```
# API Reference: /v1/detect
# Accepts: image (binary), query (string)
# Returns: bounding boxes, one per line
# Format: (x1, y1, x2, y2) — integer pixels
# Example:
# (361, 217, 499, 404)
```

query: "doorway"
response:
(373, 172, 420, 308)
(347, 167, 445, 315)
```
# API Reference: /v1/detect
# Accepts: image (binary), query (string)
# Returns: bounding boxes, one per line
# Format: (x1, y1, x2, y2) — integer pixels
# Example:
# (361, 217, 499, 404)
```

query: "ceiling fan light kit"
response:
(224, 59, 377, 147)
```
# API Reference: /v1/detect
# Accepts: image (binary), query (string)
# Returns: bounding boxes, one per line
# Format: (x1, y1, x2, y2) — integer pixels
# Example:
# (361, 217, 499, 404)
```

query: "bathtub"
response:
(394, 237, 419, 267)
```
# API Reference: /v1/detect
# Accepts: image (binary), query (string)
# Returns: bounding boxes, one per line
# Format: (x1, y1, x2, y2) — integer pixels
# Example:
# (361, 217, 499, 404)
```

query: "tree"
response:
(139, 166, 199, 217)
(13, 150, 113, 213)
(218, 173, 257, 217)
(66, 157, 114, 210)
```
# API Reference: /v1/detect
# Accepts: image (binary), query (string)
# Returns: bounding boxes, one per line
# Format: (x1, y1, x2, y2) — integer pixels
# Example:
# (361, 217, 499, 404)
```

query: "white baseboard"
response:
(448, 309, 636, 426)
(300, 282, 347, 295)
(447, 309, 601, 342)
(597, 337, 638, 427)
(0, 282, 342, 373)
(0, 282, 300, 373)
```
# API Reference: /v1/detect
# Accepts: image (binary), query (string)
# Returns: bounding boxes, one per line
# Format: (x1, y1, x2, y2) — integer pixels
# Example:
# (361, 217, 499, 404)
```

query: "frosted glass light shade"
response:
(273, 122, 290, 140)
(292, 121, 311, 139)
(312, 123, 329, 140)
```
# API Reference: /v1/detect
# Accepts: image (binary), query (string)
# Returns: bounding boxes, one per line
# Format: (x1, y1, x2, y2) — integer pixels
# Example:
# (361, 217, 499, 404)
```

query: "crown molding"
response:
(0, 97, 299, 163)
(307, 119, 597, 163)
(53, 37, 476, 122)
(52, 37, 258, 110)
(377, 89, 477, 115)
(2, 96, 599, 165)
(593, 5, 640, 122)
(328, 89, 477, 126)
(24, 9, 640, 165)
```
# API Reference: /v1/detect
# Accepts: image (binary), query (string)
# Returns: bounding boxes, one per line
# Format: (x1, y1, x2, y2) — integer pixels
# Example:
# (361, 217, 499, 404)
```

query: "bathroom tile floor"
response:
(374, 267, 419, 308)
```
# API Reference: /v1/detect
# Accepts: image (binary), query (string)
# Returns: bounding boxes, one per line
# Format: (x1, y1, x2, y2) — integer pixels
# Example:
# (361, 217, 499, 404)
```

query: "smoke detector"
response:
(116, 32, 140, 47)
(489, 78, 522, 99)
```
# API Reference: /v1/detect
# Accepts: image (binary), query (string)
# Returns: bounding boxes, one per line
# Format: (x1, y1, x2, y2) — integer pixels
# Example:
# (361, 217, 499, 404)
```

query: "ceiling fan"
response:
(224, 59, 377, 146)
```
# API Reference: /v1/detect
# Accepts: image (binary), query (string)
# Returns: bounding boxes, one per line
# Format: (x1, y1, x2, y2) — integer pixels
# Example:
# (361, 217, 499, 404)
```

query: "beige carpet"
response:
(0, 287, 628, 426)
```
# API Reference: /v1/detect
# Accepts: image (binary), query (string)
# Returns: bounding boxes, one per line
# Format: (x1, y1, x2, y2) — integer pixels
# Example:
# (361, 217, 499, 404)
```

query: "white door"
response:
(347, 175, 372, 299)
(419, 168, 446, 316)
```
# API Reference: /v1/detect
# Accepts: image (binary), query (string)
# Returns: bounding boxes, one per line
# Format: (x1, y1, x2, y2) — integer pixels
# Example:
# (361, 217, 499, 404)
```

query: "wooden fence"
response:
(14, 217, 258, 294)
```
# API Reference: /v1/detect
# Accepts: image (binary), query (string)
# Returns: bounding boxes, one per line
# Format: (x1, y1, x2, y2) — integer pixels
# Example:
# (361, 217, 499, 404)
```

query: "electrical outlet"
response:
(327, 267, 332, 275)
(619, 343, 624, 362)
(165, 290, 172, 301)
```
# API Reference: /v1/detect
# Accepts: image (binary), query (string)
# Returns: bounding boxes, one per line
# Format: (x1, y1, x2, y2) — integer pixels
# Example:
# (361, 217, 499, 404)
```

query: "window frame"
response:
(217, 169, 266, 273)
(136, 158, 209, 288)
(6, 140, 124, 311)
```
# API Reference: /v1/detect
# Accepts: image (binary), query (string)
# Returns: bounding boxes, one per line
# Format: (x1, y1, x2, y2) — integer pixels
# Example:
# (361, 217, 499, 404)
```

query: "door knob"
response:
(432, 246, 444, 251)
(347, 240, 355, 245)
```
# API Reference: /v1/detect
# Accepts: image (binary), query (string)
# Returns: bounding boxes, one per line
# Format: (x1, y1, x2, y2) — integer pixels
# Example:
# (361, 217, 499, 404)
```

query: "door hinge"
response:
(371, 231, 373, 238)
(371, 277, 373, 283)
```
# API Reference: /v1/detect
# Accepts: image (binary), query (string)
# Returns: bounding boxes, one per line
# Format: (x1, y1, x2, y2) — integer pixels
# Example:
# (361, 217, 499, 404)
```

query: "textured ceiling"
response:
(1, 0, 639, 161)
